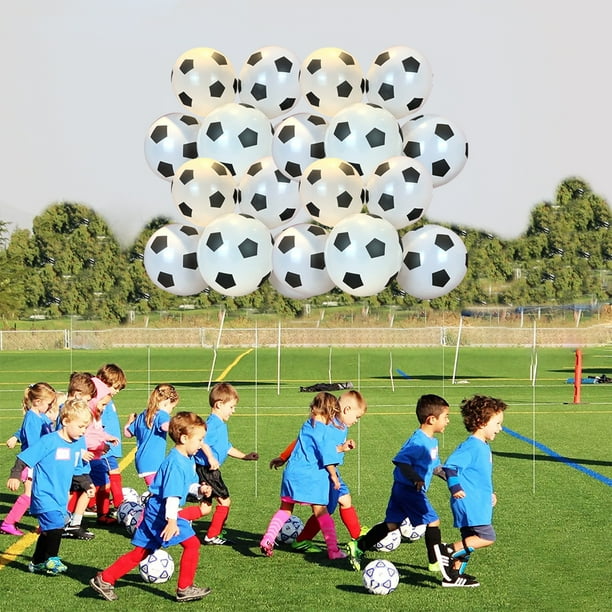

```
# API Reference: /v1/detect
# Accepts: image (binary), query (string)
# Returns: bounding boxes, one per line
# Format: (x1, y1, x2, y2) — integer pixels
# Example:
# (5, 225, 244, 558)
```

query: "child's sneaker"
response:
(259, 538, 274, 557)
(96, 514, 117, 526)
(346, 539, 364, 571)
(29, 556, 68, 575)
(0, 521, 24, 536)
(90, 573, 118, 600)
(442, 571, 480, 588)
(62, 525, 95, 540)
(203, 534, 229, 545)
(428, 561, 440, 572)
(434, 542, 455, 580)
(176, 584, 212, 602)
(291, 539, 324, 553)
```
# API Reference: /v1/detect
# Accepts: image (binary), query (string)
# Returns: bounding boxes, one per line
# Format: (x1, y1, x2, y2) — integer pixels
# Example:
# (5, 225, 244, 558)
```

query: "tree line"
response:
(0, 177, 609, 323)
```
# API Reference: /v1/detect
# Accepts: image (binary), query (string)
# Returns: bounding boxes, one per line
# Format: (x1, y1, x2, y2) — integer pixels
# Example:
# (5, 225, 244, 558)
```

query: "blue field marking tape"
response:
(503, 427, 612, 487)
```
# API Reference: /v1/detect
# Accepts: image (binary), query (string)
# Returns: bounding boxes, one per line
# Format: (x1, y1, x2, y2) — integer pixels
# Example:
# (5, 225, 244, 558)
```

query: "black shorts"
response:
(70, 474, 94, 493)
(195, 465, 230, 500)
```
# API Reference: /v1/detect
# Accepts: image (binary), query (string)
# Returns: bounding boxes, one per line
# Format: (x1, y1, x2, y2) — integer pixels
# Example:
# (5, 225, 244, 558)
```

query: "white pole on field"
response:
(328, 346, 332, 383)
(277, 320, 281, 395)
(530, 320, 538, 493)
(147, 346, 151, 394)
(389, 351, 395, 392)
(254, 324, 259, 497)
(208, 309, 226, 390)
(451, 316, 463, 384)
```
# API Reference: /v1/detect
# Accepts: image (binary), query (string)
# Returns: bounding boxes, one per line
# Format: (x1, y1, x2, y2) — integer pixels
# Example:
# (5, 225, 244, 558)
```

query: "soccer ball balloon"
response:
(373, 529, 401, 552)
(143, 224, 209, 296)
(171, 158, 237, 227)
(401, 114, 468, 187)
(300, 47, 364, 116)
(196, 213, 273, 297)
(171, 47, 236, 116)
(325, 214, 402, 297)
(400, 517, 426, 542)
(366, 46, 433, 118)
(270, 224, 335, 299)
(366, 156, 432, 229)
(272, 113, 327, 180)
(139, 549, 175, 584)
(362, 559, 400, 595)
(275, 514, 304, 544)
(397, 224, 468, 299)
(325, 103, 403, 177)
(238, 46, 301, 118)
(144, 113, 200, 181)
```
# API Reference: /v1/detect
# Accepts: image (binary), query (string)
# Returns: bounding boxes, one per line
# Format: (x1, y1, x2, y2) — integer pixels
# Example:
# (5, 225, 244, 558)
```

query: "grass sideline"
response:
(0, 346, 610, 611)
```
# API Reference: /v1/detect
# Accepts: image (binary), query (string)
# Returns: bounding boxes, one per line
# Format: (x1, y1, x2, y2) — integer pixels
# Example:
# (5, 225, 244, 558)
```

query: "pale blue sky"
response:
(1, 0, 609, 245)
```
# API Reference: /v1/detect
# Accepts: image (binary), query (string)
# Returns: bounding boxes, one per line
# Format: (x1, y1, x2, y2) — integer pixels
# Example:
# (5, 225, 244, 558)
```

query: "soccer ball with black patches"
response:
(299, 157, 364, 228)
(170, 47, 236, 116)
(399, 517, 426, 542)
(366, 46, 433, 118)
(275, 514, 304, 544)
(397, 224, 468, 300)
(299, 47, 365, 116)
(373, 529, 401, 552)
(238, 46, 301, 118)
(171, 158, 237, 227)
(139, 549, 175, 584)
(143, 224, 209, 296)
(144, 113, 200, 181)
(196, 213, 273, 297)
(197, 102, 273, 177)
(324, 103, 403, 177)
(362, 559, 400, 595)
(401, 114, 468, 187)
(272, 112, 328, 180)
(270, 223, 335, 299)
(237, 156, 300, 229)
(365, 156, 432, 229)
(324, 213, 402, 297)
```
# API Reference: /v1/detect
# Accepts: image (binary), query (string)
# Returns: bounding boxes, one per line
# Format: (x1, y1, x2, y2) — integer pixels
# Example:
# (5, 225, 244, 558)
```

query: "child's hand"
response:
(452, 490, 466, 499)
(199, 483, 213, 498)
(491, 492, 497, 507)
(414, 479, 425, 492)
(7, 478, 20, 491)
(6, 436, 18, 449)
(269, 456, 286, 470)
(338, 439, 356, 452)
(109, 437, 120, 446)
(161, 518, 179, 542)
(82, 450, 94, 462)
(86, 484, 96, 498)
(207, 459, 220, 471)
(331, 476, 341, 490)
(126, 413, 137, 425)
(242, 452, 259, 461)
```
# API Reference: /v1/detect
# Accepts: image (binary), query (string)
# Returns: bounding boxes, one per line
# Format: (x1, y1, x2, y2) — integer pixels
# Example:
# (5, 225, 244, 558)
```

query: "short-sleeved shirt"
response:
(444, 435, 494, 528)
(21, 410, 53, 451)
(280, 419, 335, 505)
(132, 447, 198, 549)
(18, 430, 86, 518)
(195, 413, 231, 467)
(101, 399, 122, 458)
(128, 410, 170, 475)
(392, 429, 440, 492)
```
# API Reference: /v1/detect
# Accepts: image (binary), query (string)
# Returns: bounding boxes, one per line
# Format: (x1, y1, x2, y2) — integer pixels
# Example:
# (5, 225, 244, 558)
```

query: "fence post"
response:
(573, 349, 582, 404)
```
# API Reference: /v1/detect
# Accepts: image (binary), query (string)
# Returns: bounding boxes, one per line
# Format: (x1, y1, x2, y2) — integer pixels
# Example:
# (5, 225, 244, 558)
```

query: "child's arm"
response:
(326, 464, 341, 490)
(228, 447, 259, 461)
(337, 438, 356, 453)
(443, 467, 465, 499)
(160, 496, 181, 542)
(200, 442, 220, 471)
(7, 457, 29, 491)
(269, 439, 297, 469)
(123, 413, 137, 438)
(393, 461, 425, 491)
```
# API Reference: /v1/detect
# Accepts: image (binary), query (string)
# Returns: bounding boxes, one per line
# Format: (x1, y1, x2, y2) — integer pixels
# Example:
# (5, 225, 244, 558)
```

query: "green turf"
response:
(0, 346, 610, 611)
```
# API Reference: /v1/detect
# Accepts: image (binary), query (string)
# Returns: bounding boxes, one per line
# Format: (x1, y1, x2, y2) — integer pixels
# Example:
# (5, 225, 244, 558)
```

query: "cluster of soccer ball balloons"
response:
(143, 45, 469, 299)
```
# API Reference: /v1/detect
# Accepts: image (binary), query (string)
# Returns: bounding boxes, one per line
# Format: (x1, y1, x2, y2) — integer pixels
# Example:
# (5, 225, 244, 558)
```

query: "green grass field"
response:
(0, 346, 610, 611)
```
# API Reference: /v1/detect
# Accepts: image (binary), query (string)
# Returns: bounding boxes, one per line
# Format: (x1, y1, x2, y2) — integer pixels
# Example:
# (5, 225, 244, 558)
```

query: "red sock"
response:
(296, 514, 320, 542)
(102, 546, 149, 584)
(96, 487, 111, 517)
(177, 535, 200, 590)
(340, 506, 361, 539)
(67, 491, 79, 514)
(109, 473, 124, 508)
(206, 505, 229, 538)
(179, 506, 203, 521)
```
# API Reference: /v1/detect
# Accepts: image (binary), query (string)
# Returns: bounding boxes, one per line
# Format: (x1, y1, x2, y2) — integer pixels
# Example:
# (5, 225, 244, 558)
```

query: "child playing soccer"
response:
(194, 382, 258, 545)
(90, 411, 213, 602)
(260, 392, 346, 560)
(270, 390, 368, 552)
(7, 398, 92, 574)
(435, 394, 507, 588)
(347, 394, 450, 573)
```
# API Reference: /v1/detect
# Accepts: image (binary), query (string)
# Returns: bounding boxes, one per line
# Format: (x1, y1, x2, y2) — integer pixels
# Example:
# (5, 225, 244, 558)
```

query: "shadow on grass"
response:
(494, 450, 612, 467)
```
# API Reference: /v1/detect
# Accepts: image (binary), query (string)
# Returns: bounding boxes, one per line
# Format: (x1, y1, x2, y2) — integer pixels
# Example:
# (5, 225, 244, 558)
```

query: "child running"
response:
(260, 392, 346, 560)
(1, 383, 57, 536)
(435, 395, 507, 588)
(90, 411, 214, 603)
(270, 390, 368, 552)
(347, 394, 450, 573)
(7, 398, 92, 574)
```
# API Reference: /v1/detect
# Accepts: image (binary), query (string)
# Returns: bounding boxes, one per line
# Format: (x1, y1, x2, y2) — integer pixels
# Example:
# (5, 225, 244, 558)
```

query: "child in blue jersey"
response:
(1, 383, 57, 536)
(270, 390, 368, 553)
(97, 364, 128, 512)
(260, 392, 346, 560)
(7, 398, 92, 574)
(124, 383, 179, 487)
(435, 395, 507, 588)
(347, 394, 450, 573)
(90, 411, 214, 603)
(194, 382, 258, 545)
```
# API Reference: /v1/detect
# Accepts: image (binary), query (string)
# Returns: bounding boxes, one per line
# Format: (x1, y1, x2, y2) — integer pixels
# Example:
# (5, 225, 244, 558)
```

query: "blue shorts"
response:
(89, 458, 110, 487)
(36, 510, 67, 531)
(460, 524, 496, 542)
(384, 481, 438, 526)
(327, 474, 350, 514)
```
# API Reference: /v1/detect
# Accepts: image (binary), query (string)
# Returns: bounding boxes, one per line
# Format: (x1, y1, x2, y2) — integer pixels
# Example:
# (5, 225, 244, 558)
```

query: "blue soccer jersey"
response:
(131, 447, 198, 549)
(17, 431, 86, 518)
(128, 410, 170, 476)
(392, 429, 440, 491)
(280, 419, 335, 505)
(21, 410, 53, 451)
(444, 435, 494, 528)
(101, 399, 122, 458)
(195, 413, 231, 467)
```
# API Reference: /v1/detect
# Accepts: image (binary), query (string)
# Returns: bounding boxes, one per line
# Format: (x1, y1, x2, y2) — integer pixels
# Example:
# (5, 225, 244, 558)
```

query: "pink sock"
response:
(317, 513, 343, 558)
(4, 494, 30, 525)
(261, 509, 291, 545)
